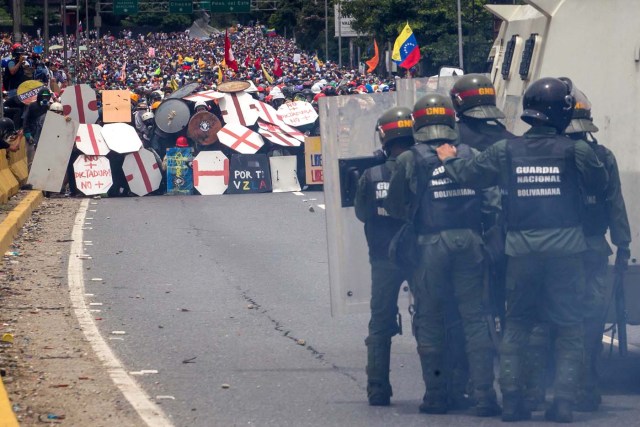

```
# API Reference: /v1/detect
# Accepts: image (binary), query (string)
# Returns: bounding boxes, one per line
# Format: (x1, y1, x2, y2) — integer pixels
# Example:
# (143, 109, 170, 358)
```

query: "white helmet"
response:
(50, 102, 64, 112)
(194, 100, 207, 111)
(141, 111, 155, 122)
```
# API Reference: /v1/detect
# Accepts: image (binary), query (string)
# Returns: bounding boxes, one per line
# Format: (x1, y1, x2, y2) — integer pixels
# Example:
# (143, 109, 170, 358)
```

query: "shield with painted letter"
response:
(277, 101, 318, 127)
(193, 151, 229, 195)
(227, 154, 272, 194)
(101, 123, 143, 154)
(75, 124, 110, 156)
(154, 99, 191, 138)
(269, 156, 301, 193)
(17, 80, 44, 105)
(218, 92, 259, 127)
(28, 112, 79, 192)
(73, 155, 113, 196)
(59, 84, 99, 124)
(217, 123, 264, 154)
(122, 148, 163, 196)
(187, 111, 222, 146)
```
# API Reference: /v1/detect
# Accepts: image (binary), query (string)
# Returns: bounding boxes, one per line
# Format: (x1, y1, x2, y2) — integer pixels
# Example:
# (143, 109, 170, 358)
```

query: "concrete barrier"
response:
(8, 136, 28, 185)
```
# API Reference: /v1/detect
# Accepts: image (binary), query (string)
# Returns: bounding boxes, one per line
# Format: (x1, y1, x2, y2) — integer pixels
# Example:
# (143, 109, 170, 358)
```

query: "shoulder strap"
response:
(408, 145, 440, 222)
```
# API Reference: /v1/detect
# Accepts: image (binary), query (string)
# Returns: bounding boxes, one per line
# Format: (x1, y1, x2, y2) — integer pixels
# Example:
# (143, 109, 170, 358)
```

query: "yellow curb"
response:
(0, 376, 19, 427)
(0, 191, 43, 255)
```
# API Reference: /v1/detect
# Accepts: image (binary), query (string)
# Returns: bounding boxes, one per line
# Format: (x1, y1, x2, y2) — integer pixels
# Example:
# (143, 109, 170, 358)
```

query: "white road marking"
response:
(67, 199, 174, 427)
(317, 204, 326, 210)
(292, 191, 305, 196)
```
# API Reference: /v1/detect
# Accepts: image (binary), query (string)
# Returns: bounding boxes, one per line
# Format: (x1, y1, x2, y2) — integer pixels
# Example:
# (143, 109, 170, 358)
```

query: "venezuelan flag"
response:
(392, 23, 421, 69)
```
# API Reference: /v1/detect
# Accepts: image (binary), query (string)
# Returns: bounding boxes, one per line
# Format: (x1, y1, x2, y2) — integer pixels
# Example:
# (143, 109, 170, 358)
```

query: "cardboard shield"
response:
(187, 111, 222, 146)
(184, 90, 225, 103)
(123, 148, 162, 196)
(28, 112, 79, 192)
(17, 80, 44, 105)
(73, 155, 113, 196)
(218, 123, 264, 154)
(269, 156, 301, 193)
(167, 82, 199, 99)
(166, 147, 193, 195)
(219, 92, 259, 126)
(254, 100, 280, 124)
(257, 120, 301, 147)
(101, 123, 143, 153)
(75, 124, 110, 155)
(193, 151, 229, 195)
(102, 90, 132, 123)
(277, 101, 318, 127)
(304, 136, 324, 185)
(59, 84, 99, 124)
(227, 154, 272, 194)
(155, 99, 191, 137)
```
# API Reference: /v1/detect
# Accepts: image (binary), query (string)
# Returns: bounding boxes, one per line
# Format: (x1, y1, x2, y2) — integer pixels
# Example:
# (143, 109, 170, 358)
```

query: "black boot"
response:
(365, 338, 392, 406)
(545, 399, 573, 423)
(501, 393, 531, 422)
(418, 352, 448, 414)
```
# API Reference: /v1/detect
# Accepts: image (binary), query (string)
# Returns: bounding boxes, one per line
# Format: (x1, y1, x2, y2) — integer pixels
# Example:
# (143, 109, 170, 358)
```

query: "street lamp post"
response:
(62, 0, 67, 69)
(457, 0, 464, 70)
(324, 0, 328, 61)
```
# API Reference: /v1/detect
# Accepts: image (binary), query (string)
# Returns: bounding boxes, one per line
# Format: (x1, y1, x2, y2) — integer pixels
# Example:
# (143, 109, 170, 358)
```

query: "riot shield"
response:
(321, 92, 408, 316)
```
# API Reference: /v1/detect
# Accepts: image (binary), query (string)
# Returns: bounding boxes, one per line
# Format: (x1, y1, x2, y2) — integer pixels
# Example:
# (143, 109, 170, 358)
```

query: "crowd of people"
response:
(354, 74, 630, 423)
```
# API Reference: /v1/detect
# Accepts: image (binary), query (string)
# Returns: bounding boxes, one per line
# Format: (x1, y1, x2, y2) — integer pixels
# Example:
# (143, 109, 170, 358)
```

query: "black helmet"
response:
(0, 117, 17, 142)
(521, 77, 574, 133)
(450, 74, 504, 119)
(37, 87, 52, 106)
(412, 93, 458, 143)
(558, 80, 598, 134)
(376, 107, 414, 148)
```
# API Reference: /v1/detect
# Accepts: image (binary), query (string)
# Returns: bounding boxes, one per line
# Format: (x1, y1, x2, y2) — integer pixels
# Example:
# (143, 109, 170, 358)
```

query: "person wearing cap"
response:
(435, 77, 608, 422)
(561, 83, 630, 412)
(384, 93, 501, 417)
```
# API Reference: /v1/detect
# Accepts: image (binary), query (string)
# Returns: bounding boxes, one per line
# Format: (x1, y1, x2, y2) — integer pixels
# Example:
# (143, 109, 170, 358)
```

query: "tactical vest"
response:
(414, 143, 482, 234)
(363, 163, 405, 260)
(457, 119, 514, 152)
(582, 140, 608, 236)
(506, 136, 582, 230)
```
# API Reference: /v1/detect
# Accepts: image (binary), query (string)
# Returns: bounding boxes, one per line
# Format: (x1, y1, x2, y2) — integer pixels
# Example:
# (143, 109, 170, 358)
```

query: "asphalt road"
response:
(79, 192, 640, 427)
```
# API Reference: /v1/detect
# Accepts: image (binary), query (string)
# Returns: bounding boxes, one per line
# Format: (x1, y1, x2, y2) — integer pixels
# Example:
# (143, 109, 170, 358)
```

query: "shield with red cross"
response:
(184, 90, 225, 103)
(254, 101, 280, 125)
(59, 84, 99, 124)
(217, 123, 264, 154)
(75, 124, 110, 156)
(257, 120, 301, 147)
(192, 151, 229, 195)
(219, 92, 259, 126)
(122, 148, 162, 196)
(101, 123, 143, 154)
(73, 155, 113, 196)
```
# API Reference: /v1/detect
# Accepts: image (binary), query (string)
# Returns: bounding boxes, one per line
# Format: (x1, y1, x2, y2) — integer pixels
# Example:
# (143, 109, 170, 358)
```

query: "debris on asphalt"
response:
(221, 383, 230, 389)
(182, 356, 197, 364)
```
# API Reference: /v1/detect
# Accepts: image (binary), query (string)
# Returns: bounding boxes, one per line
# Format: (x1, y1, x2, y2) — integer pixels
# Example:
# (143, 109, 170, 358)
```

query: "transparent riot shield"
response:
(396, 76, 462, 109)
(321, 92, 406, 316)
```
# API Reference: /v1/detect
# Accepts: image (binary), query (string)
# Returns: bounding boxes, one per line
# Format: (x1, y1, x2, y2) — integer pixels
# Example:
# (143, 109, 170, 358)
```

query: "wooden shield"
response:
(217, 81, 251, 93)
(187, 111, 222, 146)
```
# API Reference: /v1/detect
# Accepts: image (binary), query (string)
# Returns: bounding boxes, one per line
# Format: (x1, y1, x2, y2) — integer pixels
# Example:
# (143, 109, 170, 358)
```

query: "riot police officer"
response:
(436, 77, 608, 423)
(562, 85, 631, 412)
(354, 106, 414, 406)
(385, 94, 500, 417)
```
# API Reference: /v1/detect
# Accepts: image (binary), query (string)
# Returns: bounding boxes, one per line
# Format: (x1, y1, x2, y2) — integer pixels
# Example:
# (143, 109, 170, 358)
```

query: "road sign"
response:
(169, 0, 193, 13)
(211, 0, 251, 13)
(227, 154, 272, 194)
(28, 112, 78, 192)
(193, 151, 229, 195)
(269, 156, 301, 193)
(73, 155, 113, 196)
(102, 90, 131, 123)
(101, 123, 143, 154)
(114, 0, 139, 14)
(75, 124, 110, 156)
(123, 148, 162, 196)
(218, 123, 264, 154)
(59, 84, 99, 124)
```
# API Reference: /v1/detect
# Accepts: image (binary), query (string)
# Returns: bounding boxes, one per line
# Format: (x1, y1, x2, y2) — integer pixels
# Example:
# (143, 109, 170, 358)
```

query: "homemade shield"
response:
(269, 156, 301, 193)
(17, 80, 44, 105)
(167, 82, 199, 99)
(219, 92, 259, 126)
(102, 90, 132, 123)
(193, 151, 229, 195)
(257, 120, 301, 147)
(218, 123, 264, 154)
(73, 155, 113, 196)
(277, 101, 318, 127)
(227, 154, 272, 194)
(122, 148, 162, 196)
(154, 99, 191, 138)
(320, 92, 404, 316)
(184, 90, 225, 103)
(28, 112, 79, 192)
(59, 84, 99, 124)
(101, 123, 143, 153)
(75, 124, 110, 156)
(166, 147, 194, 195)
(187, 111, 222, 146)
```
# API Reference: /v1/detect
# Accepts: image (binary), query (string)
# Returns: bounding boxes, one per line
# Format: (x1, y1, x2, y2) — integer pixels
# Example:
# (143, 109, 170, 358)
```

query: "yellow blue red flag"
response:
(392, 23, 421, 69)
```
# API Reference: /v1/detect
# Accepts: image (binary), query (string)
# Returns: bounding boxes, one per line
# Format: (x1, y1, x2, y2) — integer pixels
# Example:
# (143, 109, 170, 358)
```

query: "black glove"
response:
(615, 247, 631, 272)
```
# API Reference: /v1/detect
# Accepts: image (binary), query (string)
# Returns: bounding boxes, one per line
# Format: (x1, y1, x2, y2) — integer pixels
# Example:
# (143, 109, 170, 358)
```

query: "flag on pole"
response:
(366, 40, 379, 73)
(266, 28, 277, 37)
(78, 20, 83, 33)
(392, 23, 421, 69)
(224, 30, 238, 72)
(273, 58, 282, 77)
(261, 64, 274, 84)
